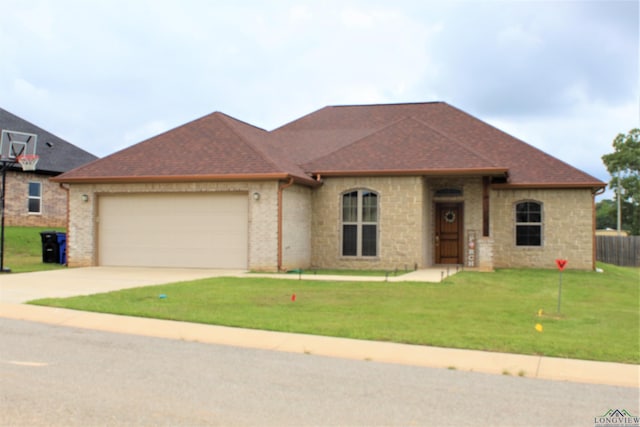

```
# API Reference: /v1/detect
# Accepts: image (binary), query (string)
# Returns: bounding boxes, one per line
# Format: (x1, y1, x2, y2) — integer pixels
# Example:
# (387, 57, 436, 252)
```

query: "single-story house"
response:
(54, 102, 605, 271)
(0, 108, 98, 227)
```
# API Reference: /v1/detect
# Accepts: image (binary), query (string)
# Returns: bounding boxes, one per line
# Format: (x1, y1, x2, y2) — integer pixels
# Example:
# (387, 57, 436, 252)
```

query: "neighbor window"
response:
(515, 201, 542, 246)
(28, 182, 42, 214)
(342, 189, 378, 257)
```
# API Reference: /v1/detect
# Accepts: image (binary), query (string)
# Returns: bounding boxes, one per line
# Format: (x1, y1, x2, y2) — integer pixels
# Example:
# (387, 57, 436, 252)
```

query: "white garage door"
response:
(98, 193, 248, 268)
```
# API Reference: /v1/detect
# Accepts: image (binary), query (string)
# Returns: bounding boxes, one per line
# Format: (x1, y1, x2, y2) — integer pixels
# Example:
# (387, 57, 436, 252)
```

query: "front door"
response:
(435, 203, 463, 264)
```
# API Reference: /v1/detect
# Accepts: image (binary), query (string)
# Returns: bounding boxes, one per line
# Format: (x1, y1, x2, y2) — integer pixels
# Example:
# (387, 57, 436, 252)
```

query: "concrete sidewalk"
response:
(249, 267, 460, 283)
(1, 267, 637, 388)
(1, 303, 637, 388)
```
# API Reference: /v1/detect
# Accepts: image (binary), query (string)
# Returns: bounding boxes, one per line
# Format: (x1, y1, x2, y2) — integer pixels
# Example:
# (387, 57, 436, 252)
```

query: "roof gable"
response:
(57, 111, 316, 184)
(304, 117, 505, 175)
(276, 102, 604, 187)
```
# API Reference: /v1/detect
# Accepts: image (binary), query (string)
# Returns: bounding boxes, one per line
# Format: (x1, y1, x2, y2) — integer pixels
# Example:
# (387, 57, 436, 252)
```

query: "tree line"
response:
(598, 128, 639, 235)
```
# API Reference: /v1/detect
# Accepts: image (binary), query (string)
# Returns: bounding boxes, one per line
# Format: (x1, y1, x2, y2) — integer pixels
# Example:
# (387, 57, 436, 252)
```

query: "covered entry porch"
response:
(425, 176, 495, 271)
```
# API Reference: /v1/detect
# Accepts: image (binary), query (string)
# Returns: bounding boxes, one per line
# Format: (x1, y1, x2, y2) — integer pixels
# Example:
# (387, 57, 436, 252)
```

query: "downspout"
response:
(592, 186, 606, 270)
(59, 183, 70, 267)
(277, 177, 295, 272)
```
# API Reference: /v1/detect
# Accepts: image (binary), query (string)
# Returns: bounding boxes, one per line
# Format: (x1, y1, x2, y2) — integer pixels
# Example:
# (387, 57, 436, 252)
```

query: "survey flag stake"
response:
(555, 259, 567, 313)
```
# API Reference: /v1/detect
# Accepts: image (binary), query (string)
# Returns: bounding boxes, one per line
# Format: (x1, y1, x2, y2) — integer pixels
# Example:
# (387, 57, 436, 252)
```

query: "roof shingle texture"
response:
(55, 102, 604, 188)
(0, 108, 97, 174)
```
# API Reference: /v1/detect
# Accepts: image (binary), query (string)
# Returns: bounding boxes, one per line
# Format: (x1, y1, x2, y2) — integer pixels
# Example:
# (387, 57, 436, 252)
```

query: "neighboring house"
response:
(0, 108, 98, 227)
(54, 102, 605, 271)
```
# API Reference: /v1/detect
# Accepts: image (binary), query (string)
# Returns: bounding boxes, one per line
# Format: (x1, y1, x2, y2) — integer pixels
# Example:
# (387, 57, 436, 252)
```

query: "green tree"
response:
(596, 199, 617, 230)
(602, 128, 640, 235)
(596, 198, 635, 232)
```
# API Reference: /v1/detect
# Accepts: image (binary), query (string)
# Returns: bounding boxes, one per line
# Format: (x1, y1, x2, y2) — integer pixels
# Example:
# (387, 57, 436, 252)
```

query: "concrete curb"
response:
(1, 303, 637, 388)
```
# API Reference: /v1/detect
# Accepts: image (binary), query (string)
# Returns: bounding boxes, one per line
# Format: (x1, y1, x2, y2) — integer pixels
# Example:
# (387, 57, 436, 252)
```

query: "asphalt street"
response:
(1, 318, 637, 426)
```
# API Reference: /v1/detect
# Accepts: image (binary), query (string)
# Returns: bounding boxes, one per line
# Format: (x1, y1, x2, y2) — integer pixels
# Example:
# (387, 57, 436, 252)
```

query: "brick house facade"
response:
(55, 103, 604, 271)
(1, 108, 98, 228)
(3, 170, 67, 227)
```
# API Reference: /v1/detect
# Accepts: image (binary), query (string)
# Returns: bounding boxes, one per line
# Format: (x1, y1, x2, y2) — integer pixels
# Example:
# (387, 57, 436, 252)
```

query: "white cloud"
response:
(12, 78, 50, 102)
(487, 100, 639, 185)
(0, 0, 636, 187)
(340, 7, 375, 28)
(123, 120, 171, 148)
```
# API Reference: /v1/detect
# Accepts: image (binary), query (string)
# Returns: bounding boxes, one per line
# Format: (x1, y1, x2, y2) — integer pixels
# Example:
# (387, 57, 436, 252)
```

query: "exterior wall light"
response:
(252, 192, 260, 201)
(81, 194, 89, 202)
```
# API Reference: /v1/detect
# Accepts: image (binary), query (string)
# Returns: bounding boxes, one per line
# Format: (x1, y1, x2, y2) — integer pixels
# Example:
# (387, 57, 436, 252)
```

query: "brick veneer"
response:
(66, 181, 280, 269)
(4, 171, 66, 227)
(311, 176, 425, 270)
(65, 178, 596, 271)
(491, 188, 594, 269)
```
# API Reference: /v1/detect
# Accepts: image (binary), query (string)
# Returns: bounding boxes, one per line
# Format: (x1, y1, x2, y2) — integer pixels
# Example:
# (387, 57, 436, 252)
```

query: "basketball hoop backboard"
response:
(0, 129, 38, 161)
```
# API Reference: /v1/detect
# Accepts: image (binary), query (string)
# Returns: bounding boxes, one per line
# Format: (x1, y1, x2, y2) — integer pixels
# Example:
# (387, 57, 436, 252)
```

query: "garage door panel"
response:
(99, 193, 248, 268)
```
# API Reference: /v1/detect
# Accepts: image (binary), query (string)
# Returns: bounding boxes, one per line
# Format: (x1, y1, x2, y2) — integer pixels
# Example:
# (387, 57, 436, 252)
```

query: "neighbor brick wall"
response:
(66, 181, 280, 269)
(311, 176, 424, 270)
(491, 188, 594, 269)
(4, 170, 66, 227)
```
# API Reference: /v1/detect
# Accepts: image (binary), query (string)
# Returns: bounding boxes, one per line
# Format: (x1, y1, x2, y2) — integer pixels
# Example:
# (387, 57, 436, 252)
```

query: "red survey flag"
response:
(555, 259, 567, 271)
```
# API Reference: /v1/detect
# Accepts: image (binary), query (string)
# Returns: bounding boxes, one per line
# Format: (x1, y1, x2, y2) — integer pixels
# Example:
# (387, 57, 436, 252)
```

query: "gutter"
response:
(51, 172, 321, 187)
(277, 177, 295, 272)
(492, 182, 607, 190)
(311, 168, 509, 177)
(58, 182, 70, 266)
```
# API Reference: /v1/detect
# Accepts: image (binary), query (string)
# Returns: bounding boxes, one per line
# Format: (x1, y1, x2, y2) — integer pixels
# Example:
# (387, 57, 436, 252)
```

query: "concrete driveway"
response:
(0, 266, 458, 304)
(0, 267, 245, 304)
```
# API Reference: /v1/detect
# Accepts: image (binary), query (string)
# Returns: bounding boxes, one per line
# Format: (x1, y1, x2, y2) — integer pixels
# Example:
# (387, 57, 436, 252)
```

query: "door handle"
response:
(435, 235, 440, 246)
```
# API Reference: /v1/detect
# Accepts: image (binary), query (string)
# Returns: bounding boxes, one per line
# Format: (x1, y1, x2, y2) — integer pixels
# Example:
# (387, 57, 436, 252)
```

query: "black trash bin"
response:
(40, 231, 60, 263)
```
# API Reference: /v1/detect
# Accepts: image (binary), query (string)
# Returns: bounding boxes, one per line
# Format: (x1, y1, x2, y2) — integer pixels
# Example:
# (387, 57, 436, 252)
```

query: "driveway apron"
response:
(0, 267, 244, 304)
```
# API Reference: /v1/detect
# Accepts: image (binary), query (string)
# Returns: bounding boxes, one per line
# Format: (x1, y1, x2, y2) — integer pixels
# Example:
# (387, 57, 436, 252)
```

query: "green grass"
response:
(30, 263, 640, 364)
(3, 226, 67, 273)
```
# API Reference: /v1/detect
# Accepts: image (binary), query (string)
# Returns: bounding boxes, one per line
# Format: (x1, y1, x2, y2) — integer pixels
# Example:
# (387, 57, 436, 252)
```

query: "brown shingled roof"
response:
(303, 117, 506, 176)
(55, 112, 316, 185)
(273, 102, 604, 187)
(54, 102, 605, 189)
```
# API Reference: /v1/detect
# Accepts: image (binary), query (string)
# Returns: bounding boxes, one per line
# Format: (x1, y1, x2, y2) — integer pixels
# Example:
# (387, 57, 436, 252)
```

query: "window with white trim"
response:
(342, 189, 378, 257)
(515, 201, 542, 246)
(28, 182, 42, 214)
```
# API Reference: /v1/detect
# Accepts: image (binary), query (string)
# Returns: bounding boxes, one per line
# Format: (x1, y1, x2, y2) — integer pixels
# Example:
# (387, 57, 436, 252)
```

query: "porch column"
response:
(482, 176, 490, 237)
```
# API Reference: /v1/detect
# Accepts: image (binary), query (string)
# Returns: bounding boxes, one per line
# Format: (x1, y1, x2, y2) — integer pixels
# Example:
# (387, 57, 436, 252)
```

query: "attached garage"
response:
(97, 192, 248, 268)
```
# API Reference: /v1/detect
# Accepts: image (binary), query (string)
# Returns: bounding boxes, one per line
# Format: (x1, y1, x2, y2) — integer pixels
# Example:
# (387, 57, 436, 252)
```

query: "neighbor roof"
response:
(0, 108, 97, 174)
(54, 102, 605, 189)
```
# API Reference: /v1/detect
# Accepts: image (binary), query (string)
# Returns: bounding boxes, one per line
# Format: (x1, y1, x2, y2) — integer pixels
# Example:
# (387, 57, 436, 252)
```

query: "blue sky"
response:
(1, 0, 637, 198)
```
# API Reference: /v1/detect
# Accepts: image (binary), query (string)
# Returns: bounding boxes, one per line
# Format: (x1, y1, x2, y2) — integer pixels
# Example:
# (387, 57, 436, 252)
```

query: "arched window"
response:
(515, 201, 542, 246)
(342, 189, 378, 257)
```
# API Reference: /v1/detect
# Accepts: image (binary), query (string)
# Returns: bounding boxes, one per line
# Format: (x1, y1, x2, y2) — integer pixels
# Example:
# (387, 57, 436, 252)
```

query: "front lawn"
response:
(30, 263, 639, 364)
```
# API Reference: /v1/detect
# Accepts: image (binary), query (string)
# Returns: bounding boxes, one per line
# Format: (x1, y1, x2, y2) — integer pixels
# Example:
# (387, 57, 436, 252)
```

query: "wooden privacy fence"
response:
(596, 236, 640, 267)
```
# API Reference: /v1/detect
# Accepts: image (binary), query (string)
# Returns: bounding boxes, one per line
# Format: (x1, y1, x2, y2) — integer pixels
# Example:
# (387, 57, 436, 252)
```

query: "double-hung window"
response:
(515, 201, 542, 246)
(342, 190, 378, 257)
(28, 182, 42, 214)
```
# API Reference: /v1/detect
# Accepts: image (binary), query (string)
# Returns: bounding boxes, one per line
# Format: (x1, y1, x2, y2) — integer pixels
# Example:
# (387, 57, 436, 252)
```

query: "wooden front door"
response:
(435, 203, 463, 264)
